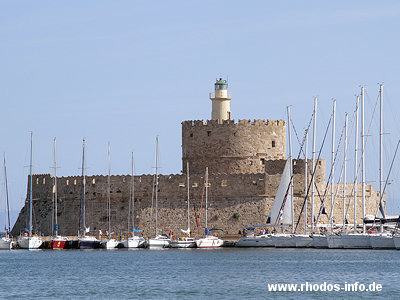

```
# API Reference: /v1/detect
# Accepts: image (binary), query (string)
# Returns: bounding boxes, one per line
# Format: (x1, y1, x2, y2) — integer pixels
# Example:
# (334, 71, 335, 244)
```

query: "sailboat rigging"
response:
(101, 142, 118, 249)
(78, 139, 100, 249)
(147, 136, 170, 248)
(17, 132, 43, 249)
(51, 138, 68, 249)
(122, 151, 145, 248)
(0, 153, 14, 250)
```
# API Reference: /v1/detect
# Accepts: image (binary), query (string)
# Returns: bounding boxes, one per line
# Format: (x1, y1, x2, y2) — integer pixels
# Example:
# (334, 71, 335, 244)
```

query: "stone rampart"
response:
(12, 162, 381, 237)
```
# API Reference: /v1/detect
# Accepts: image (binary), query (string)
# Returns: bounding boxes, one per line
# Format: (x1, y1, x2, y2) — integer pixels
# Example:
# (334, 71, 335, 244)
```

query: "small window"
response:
(74, 179, 77, 185)
(190, 133, 193, 138)
(272, 140, 276, 148)
(66, 179, 69, 185)
(92, 178, 96, 184)
(207, 131, 211, 136)
(318, 161, 322, 166)
(36, 178, 39, 184)
(227, 111, 231, 120)
(43, 178, 46, 184)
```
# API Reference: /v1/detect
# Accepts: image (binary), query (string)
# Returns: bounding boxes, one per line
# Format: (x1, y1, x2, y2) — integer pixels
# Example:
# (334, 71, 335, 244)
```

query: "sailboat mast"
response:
(379, 84, 384, 232)
(3, 153, 10, 233)
(131, 152, 135, 235)
(54, 138, 58, 236)
(205, 167, 208, 230)
(354, 96, 359, 232)
(155, 136, 159, 236)
(187, 162, 190, 233)
(29, 132, 33, 237)
(343, 113, 348, 228)
(361, 87, 366, 233)
(330, 100, 336, 231)
(311, 97, 317, 232)
(286, 106, 294, 234)
(80, 138, 86, 236)
(107, 142, 111, 236)
(304, 131, 308, 234)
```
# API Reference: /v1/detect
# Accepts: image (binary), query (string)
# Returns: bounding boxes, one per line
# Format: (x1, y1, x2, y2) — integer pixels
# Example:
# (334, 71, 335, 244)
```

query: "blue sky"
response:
(1, 1, 400, 226)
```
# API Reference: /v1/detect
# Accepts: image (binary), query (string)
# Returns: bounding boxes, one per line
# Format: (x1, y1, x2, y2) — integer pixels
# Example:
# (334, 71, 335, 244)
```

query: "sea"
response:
(0, 248, 398, 299)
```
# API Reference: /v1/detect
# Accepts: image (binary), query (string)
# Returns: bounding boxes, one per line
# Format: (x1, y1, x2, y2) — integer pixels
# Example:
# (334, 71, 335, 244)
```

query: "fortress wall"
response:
(182, 119, 286, 174)
(12, 158, 382, 237)
(12, 172, 268, 237)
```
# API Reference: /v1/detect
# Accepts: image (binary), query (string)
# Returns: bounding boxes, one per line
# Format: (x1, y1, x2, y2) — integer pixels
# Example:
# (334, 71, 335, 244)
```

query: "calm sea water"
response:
(0, 248, 399, 299)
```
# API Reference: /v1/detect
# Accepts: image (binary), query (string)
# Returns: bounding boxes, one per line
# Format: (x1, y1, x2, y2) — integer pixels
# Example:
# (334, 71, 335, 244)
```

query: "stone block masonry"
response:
(12, 158, 381, 237)
(182, 119, 286, 175)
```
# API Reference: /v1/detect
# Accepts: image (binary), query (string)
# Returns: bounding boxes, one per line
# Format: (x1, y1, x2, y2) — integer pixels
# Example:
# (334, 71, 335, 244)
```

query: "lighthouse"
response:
(209, 78, 232, 121)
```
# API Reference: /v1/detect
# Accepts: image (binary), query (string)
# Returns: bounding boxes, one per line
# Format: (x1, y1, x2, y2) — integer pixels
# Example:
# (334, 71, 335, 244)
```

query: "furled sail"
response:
(268, 158, 292, 225)
(181, 228, 190, 234)
(132, 225, 143, 233)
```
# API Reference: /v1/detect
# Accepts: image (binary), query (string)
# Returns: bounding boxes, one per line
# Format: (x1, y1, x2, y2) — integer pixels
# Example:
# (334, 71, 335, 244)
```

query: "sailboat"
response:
(78, 139, 100, 249)
(271, 106, 296, 248)
(368, 85, 395, 249)
(17, 132, 43, 249)
(309, 98, 329, 249)
(122, 152, 146, 248)
(269, 159, 296, 248)
(0, 153, 14, 250)
(170, 162, 196, 248)
(195, 167, 223, 249)
(332, 88, 371, 249)
(236, 159, 293, 247)
(101, 143, 118, 249)
(147, 137, 171, 248)
(294, 128, 313, 248)
(50, 138, 68, 249)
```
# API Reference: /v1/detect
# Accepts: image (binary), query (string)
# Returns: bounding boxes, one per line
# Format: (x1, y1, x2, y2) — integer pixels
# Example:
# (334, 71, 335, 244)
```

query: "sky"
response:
(1, 1, 400, 227)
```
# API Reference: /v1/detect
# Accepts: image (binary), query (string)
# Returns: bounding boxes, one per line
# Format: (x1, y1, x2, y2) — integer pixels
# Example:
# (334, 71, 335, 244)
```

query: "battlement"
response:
(182, 119, 286, 128)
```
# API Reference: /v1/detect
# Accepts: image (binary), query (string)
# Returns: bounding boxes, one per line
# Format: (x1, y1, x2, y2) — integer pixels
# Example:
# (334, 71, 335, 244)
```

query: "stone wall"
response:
(11, 159, 382, 237)
(182, 119, 286, 174)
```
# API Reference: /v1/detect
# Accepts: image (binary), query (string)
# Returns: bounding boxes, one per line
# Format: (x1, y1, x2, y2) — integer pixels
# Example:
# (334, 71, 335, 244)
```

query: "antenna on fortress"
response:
(210, 78, 232, 121)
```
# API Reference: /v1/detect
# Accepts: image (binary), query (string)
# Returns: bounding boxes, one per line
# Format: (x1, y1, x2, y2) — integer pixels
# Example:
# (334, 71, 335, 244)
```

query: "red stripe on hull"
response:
(52, 240, 66, 249)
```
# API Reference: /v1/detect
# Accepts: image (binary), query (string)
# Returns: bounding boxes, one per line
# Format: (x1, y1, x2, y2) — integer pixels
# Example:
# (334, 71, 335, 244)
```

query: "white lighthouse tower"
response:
(209, 78, 232, 121)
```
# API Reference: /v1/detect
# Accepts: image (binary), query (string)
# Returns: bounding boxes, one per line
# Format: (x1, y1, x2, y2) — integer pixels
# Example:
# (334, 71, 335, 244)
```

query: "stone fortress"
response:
(12, 79, 382, 237)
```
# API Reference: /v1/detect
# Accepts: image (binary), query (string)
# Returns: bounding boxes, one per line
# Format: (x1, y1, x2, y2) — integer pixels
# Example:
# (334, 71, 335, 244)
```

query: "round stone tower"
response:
(182, 79, 286, 175)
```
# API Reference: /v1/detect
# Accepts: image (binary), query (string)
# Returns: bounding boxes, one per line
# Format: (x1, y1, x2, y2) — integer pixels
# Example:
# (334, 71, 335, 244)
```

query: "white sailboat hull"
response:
(0, 237, 13, 250)
(393, 236, 400, 249)
(101, 239, 119, 249)
(17, 236, 43, 249)
(148, 236, 170, 248)
(170, 238, 196, 248)
(326, 234, 343, 249)
(312, 235, 328, 248)
(79, 236, 100, 249)
(271, 235, 296, 248)
(196, 236, 223, 248)
(236, 235, 274, 247)
(369, 234, 395, 249)
(122, 236, 146, 248)
(294, 235, 313, 248)
(341, 234, 371, 249)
